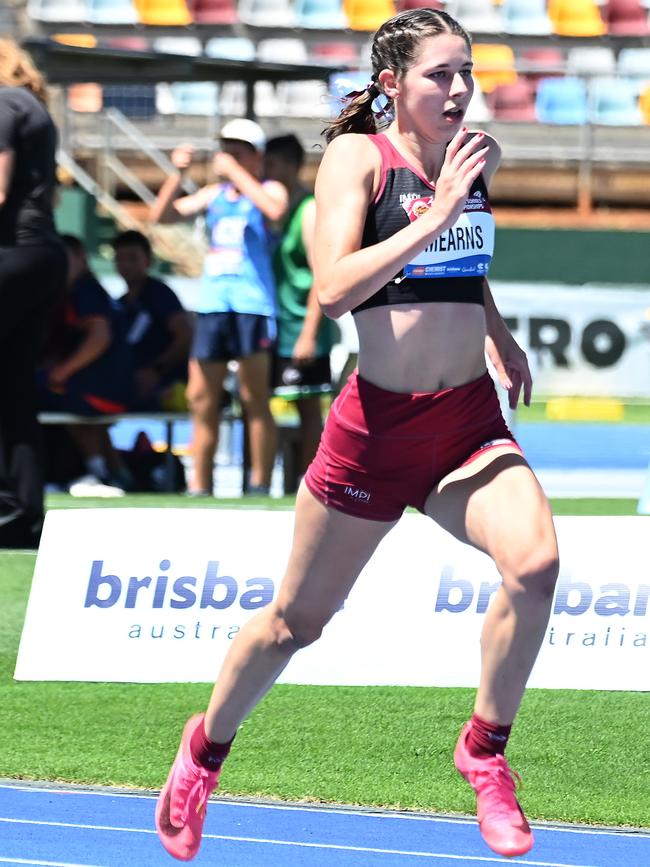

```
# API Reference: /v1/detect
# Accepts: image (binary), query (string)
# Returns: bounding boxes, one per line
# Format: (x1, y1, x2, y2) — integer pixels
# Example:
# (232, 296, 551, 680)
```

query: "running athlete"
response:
(150, 119, 288, 495)
(155, 9, 559, 860)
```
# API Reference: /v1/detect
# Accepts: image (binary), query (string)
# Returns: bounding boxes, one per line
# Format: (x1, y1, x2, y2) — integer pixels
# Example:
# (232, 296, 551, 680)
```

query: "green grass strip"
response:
(1, 500, 648, 827)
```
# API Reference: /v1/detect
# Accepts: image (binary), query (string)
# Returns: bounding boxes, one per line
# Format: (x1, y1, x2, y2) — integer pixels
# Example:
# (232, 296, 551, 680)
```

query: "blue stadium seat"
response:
(205, 37, 256, 61)
(169, 82, 219, 116)
(535, 77, 588, 124)
(295, 0, 348, 28)
(501, 0, 552, 34)
(589, 76, 643, 125)
(617, 47, 650, 87)
(86, 0, 139, 23)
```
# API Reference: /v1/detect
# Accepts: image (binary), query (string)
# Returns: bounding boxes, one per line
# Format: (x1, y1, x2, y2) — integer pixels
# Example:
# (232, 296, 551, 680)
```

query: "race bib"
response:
(204, 249, 243, 277)
(402, 192, 495, 279)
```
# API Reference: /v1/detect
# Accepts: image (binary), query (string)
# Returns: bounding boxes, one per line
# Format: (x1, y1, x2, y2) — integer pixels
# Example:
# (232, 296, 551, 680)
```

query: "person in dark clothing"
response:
(39, 234, 134, 491)
(0, 39, 67, 548)
(112, 229, 192, 411)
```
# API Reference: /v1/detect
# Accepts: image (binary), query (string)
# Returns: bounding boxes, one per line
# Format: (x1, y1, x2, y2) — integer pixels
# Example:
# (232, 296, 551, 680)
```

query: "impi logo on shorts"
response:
(344, 486, 371, 502)
(84, 560, 275, 611)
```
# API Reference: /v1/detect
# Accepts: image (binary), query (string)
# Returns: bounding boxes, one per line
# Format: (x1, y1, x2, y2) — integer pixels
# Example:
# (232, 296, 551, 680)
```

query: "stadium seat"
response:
(471, 44, 518, 93)
(133, 0, 193, 25)
(205, 37, 256, 60)
(27, 0, 86, 22)
(501, 0, 552, 34)
(191, 0, 239, 23)
(490, 80, 537, 121)
(518, 46, 565, 86)
(548, 0, 606, 36)
(87, 0, 139, 23)
(640, 85, 650, 124)
(105, 36, 150, 50)
(566, 45, 616, 78)
(238, 0, 297, 27)
(219, 81, 246, 115)
(257, 38, 309, 63)
(170, 82, 219, 115)
(310, 41, 359, 64)
(445, 0, 503, 33)
(617, 47, 650, 86)
(464, 80, 494, 122)
(67, 83, 103, 113)
(589, 76, 643, 125)
(254, 81, 281, 117)
(153, 36, 202, 55)
(343, 0, 397, 31)
(295, 0, 348, 29)
(535, 76, 588, 124)
(396, 0, 443, 10)
(53, 33, 97, 47)
(276, 80, 330, 117)
(603, 0, 650, 35)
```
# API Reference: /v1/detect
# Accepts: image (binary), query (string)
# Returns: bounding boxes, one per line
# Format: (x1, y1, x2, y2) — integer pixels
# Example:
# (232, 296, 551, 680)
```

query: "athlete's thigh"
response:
(424, 445, 556, 563)
(276, 482, 397, 625)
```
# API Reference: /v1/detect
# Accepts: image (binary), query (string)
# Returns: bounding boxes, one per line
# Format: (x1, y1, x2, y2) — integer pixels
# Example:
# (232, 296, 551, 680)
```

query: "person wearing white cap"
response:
(150, 118, 288, 496)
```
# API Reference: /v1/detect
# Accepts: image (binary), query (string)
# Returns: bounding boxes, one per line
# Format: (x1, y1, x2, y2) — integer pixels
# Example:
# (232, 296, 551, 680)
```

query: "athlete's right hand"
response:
(426, 128, 489, 233)
(171, 144, 194, 171)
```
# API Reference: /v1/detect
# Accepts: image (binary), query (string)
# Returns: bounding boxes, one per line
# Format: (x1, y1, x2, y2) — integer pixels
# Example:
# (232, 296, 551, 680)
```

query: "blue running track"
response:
(0, 783, 648, 867)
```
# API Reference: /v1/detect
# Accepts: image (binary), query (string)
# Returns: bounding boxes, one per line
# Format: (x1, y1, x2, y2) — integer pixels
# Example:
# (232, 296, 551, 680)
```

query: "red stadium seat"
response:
(489, 80, 537, 122)
(191, 0, 239, 23)
(603, 0, 650, 35)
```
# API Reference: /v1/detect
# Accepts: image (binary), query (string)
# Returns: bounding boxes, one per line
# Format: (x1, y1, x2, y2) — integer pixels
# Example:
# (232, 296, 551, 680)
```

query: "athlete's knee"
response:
(496, 537, 559, 602)
(268, 602, 329, 650)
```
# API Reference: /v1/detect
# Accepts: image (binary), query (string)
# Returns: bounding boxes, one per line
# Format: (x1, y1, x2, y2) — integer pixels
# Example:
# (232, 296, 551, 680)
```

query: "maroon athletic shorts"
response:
(304, 370, 520, 522)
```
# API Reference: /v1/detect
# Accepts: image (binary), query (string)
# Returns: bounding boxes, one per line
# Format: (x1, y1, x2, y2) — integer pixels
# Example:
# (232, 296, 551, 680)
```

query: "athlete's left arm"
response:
(480, 136, 532, 407)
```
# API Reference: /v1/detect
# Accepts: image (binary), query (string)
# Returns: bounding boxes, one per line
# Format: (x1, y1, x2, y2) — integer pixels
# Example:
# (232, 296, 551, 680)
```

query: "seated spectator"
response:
(39, 234, 134, 491)
(264, 133, 337, 478)
(113, 230, 193, 411)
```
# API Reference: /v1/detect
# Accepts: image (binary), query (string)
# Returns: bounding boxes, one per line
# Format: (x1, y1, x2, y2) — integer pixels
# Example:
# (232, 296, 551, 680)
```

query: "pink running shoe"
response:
(155, 714, 221, 861)
(454, 722, 533, 858)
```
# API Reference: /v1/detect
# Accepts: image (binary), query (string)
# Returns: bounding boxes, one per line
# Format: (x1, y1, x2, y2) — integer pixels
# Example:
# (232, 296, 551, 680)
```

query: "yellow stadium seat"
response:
(344, 0, 396, 30)
(134, 0, 192, 25)
(548, 0, 606, 36)
(640, 86, 650, 125)
(53, 33, 97, 48)
(471, 43, 517, 93)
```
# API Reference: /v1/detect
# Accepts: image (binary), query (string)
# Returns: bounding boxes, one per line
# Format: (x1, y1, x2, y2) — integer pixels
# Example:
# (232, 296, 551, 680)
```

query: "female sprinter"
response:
(155, 8, 559, 860)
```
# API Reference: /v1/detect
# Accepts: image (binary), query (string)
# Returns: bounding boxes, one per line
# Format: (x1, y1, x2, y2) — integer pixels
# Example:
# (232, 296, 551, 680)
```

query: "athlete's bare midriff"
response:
(354, 301, 487, 393)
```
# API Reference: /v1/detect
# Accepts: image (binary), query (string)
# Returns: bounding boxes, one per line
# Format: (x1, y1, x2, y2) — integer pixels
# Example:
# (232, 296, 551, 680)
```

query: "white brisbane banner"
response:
(15, 510, 650, 691)
(490, 281, 650, 398)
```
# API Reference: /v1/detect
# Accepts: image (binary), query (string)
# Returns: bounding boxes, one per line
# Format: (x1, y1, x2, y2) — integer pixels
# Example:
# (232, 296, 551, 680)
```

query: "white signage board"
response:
(491, 282, 650, 398)
(15, 510, 649, 690)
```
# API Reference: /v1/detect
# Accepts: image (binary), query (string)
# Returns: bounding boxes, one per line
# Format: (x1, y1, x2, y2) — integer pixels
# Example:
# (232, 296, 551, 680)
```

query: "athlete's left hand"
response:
(485, 334, 532, 409)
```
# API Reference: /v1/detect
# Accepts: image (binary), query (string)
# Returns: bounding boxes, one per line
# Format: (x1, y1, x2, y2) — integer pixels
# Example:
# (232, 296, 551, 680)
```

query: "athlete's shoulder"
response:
(466, 129, 501, 186)
(319, 133, 381, 182)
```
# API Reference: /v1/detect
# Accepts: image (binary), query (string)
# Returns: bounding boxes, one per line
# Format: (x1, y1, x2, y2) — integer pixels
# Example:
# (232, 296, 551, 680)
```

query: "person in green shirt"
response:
(264, 134, 336, 478)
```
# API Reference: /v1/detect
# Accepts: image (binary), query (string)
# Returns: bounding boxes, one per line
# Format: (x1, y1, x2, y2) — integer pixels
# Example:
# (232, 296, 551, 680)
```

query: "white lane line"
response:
(0, 858, 105, 867)
(0, 786, 646, 839)
(0, 817, 599, 866)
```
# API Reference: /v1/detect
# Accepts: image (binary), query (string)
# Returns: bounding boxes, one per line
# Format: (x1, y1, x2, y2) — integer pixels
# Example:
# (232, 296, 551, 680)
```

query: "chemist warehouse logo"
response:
(84, 559, 275, 642)
(435, 566, 649, 651)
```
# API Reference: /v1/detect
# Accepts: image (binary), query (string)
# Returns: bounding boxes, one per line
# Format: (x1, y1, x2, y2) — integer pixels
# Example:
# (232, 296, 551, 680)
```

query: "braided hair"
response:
(324, 8, 470, 143)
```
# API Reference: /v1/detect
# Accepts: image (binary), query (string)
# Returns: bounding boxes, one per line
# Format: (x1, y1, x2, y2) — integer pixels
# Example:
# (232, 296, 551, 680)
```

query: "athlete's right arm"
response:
(149, 144, 217, 224)
(0, 149, 14, 210)
(313, 128, 489, 319)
